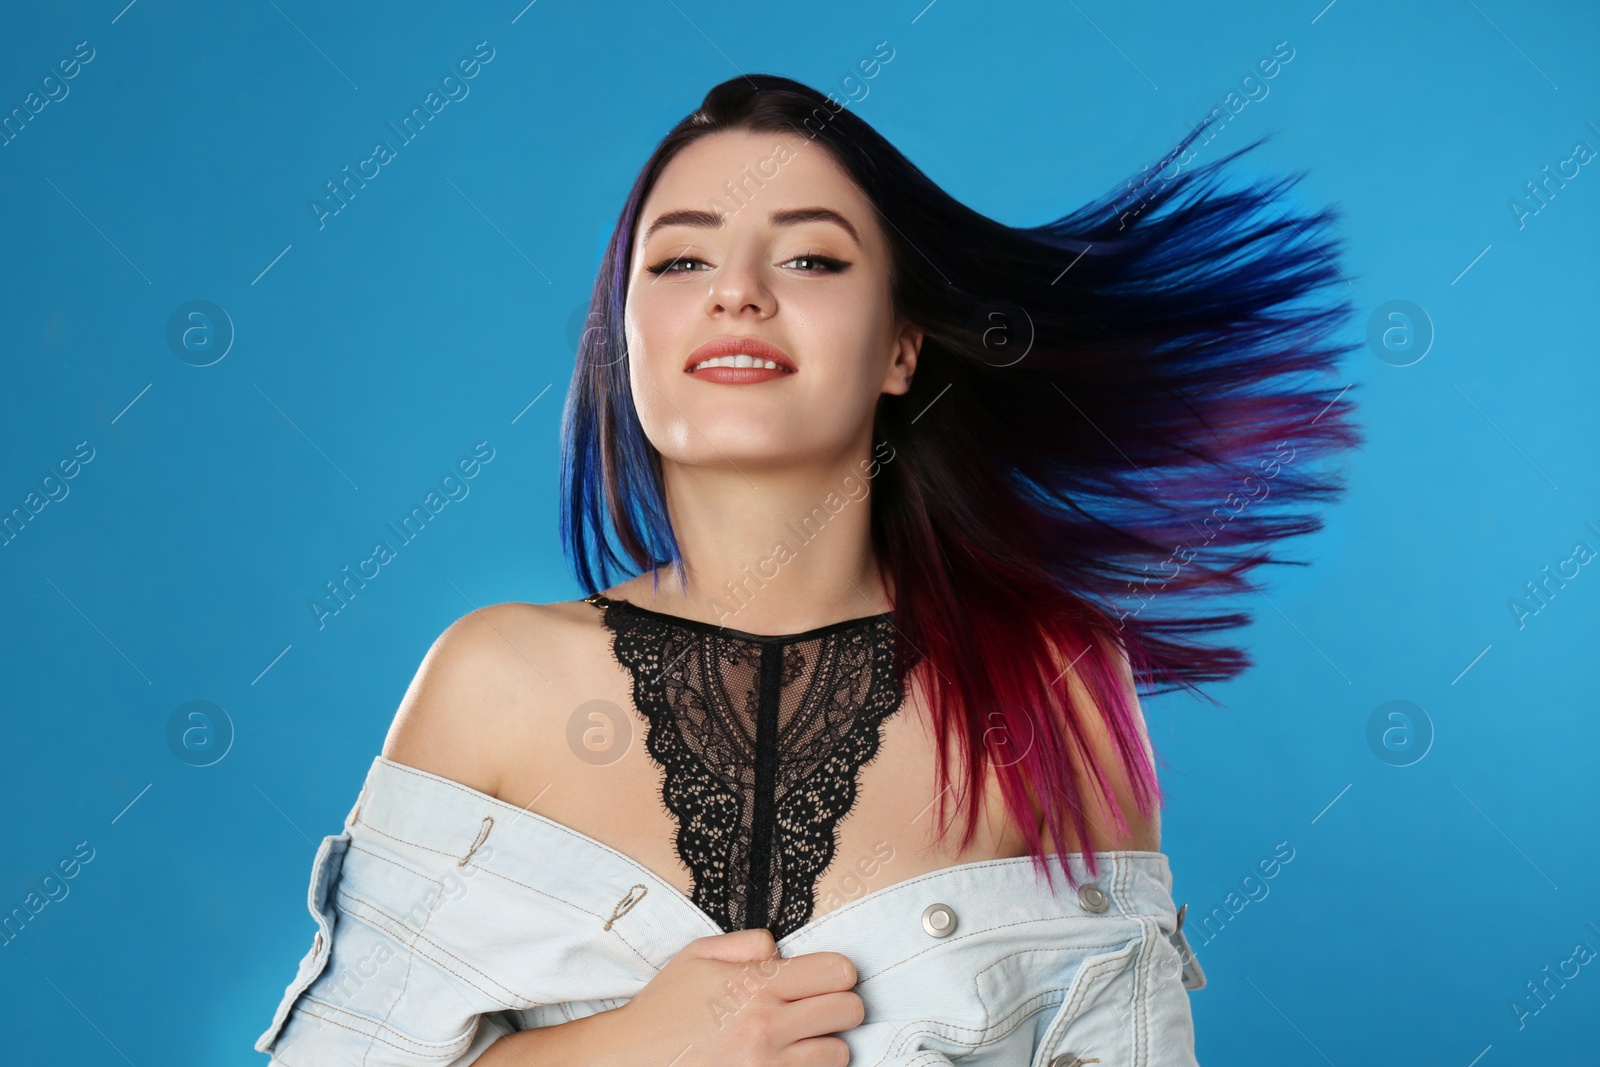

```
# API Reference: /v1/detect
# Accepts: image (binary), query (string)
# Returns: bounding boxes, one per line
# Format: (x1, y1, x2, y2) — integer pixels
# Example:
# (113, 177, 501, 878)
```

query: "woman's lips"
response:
(684, 336, 798, 379)
(687, 363, 793, 384)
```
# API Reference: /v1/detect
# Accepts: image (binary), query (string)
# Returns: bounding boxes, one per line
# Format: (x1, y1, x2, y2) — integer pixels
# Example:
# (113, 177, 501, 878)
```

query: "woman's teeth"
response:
(691, 354, 786, 371)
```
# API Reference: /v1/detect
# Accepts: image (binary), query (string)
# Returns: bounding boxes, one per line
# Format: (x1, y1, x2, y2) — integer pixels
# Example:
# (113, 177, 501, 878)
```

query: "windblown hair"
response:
(559, 74, 1364, 893)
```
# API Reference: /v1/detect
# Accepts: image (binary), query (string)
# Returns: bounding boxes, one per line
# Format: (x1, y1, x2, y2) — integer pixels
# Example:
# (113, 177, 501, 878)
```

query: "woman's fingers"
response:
(752, 950, 859, 1004)
(688, 927, 780, 964)
(777, 989, 866, 1045)
(777, 1034, 854, 1067)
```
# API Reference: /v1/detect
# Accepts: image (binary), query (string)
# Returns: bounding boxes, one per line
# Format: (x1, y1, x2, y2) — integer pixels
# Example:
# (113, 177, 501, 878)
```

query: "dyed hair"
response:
(558, 74, 1364, 892)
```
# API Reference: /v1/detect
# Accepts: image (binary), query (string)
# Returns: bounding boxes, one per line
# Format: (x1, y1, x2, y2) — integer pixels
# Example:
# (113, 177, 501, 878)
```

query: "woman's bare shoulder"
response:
(379, 598, 602, 800)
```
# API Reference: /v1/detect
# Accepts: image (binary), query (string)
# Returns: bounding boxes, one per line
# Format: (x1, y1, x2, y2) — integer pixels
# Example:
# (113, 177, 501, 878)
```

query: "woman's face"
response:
(623, 129, 919, 473)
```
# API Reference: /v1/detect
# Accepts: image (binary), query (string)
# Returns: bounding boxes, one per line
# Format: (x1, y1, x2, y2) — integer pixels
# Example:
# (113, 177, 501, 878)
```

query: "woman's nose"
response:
(704, 250, 776, 318)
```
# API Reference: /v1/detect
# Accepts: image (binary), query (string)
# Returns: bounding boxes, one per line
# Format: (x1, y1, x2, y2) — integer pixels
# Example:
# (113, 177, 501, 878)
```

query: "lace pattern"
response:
(585, 593, 916, 941)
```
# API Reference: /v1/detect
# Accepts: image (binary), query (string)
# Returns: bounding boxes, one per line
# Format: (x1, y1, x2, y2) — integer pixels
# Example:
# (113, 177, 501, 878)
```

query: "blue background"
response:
(2, 0, 1596, 1062)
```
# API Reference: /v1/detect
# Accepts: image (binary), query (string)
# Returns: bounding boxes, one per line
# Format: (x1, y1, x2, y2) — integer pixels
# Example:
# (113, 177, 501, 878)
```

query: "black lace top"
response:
(583, 593, 920, 941)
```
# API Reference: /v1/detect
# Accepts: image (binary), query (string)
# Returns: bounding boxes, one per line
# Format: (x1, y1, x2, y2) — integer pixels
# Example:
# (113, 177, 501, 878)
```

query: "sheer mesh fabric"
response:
(584, 593, 918, 941)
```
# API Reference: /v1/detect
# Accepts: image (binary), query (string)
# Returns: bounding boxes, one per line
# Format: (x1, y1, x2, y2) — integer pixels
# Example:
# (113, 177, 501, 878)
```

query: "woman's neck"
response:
(631, 454, 894, 632)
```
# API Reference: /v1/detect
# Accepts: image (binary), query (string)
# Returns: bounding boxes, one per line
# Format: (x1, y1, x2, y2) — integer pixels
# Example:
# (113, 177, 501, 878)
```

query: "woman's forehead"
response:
(640, 132, 875, 244)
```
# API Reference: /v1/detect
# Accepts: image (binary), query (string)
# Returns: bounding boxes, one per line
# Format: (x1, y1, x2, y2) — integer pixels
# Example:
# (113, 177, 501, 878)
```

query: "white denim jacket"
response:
(256, 757, 1206, 1065)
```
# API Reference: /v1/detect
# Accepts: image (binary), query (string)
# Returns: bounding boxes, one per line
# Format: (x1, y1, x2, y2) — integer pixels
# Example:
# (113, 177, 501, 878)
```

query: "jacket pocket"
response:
(1032, 918, 1200, 1067)
(255, 830, 351, 1054)
(1029, 934, 1140, 1067)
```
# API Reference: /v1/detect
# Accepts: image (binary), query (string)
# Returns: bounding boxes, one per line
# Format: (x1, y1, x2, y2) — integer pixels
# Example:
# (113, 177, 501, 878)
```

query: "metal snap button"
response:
(921, 902, 957, 937)
(1077, 882, 1109, 913)
(1048, 1053, 1100, 1066)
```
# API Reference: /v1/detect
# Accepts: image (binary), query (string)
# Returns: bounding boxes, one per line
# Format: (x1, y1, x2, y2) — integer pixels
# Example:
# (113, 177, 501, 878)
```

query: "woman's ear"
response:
(883, 323, 923, 395)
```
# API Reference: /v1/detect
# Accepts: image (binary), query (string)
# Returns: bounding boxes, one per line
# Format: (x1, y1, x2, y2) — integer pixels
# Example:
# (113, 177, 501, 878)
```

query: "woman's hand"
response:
(476, 927, 863, 1067)
(616, 927, 864, 1066)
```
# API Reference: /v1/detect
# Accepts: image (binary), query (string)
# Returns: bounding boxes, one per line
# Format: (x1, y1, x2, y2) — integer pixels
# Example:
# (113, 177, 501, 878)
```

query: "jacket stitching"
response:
(866, 916, 1135, 983)
(350, 819, 668, 979)
(466, 865, 662, 971)
(344, 852, 437, 1067)
(1138, 918, 1155, 1067)
(984, 988, 1071, 1038)
(1132, 868, 1152, 1067)
(1139, 863, 1152, 1062)
(972, 945, 1124, 1032)
(799, 861, 1123, 942)
(373, 759, 1172, 943)
(1015, 941, 1138, 1067)
(357, 783, 714, 930)
(337, 890, 527, 1004)
(366, 921, 422, 1067)
(299, 994, 475, 1050)
(1118, 858, 1146, 1067)
(868, 939, 1135, 1065)
(870, 986, 1073, 1066)
(470, 870, 659, 979)
(347, 832, 663, 976)
(873, 995, 1066, 1064)
(348, 839, 473, 886)
(293, 996, 473, 1058)
(1052, 947, 1136, 1057)
(1116, 857, 1141, 1067)
(261, 834, 348, 1053)
(356, 819, 494, 867)
(355, 831, 1152, 1023)
(328, 846, 516, 1037)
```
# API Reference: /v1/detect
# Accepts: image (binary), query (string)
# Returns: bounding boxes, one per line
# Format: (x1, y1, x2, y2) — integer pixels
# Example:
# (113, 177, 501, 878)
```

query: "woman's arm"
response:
(260, 607, 548, 1063)
(466, 929, 862, 1067)
(471, 1009, 631, 1067)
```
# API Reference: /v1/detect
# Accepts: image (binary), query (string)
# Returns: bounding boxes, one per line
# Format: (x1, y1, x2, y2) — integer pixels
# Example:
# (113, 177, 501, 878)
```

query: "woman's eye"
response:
(645, 254, 710, 276)
(643, 253, 849, 276)
(781, 253, 848, 273)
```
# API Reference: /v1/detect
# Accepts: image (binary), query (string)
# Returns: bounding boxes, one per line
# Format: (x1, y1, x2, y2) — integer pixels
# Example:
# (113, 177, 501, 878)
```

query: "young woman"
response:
(257, 75, 1361, 1066)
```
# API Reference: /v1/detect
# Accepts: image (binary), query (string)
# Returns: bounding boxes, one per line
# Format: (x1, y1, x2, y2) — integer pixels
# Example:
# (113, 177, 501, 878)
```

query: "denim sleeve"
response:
(254, 826, 509, 1066)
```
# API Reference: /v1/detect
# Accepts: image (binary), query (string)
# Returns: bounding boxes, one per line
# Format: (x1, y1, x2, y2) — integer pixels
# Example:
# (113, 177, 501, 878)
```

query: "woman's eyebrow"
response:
(642, 207, 861, 249)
